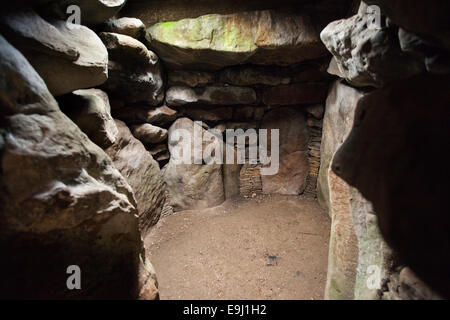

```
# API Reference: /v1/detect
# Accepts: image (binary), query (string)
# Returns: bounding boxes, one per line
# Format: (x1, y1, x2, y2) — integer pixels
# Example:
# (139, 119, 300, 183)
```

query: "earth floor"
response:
(145, 194, 331, 300)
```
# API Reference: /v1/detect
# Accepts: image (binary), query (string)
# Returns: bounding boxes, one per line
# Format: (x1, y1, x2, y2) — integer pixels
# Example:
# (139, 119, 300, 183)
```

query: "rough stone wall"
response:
(112, 7, 336, 206)
(4, 0, 446, 301)
(239, 164, 263, 197)
(320, 0, 447, 299)
(121, 0, 353, 29)
(305, 119, 323, 196)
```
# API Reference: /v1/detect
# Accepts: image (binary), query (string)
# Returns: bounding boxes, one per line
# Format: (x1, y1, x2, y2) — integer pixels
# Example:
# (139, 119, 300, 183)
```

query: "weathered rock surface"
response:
(220, 66, 290, 87)
(222, 145, 242, 200)
(150, 144, 169, 159)
(291, 65, 331, 82)
(364, 0, 450, 46)
(106, 121, 166, 233)
(0, 35, 145, 299)
(383, 267, 442, 300)
(319, 80, 391, 300)
(100, 32, 164, 106)
(0, 9, 108, 96)
(261, 108, 309, 195)
(318, 81, 366, 210)
(146, 10, 328, 70)
(131, 124, 168, 145)
(41, 0, 127, 26)
(233, 106, 257, 121)
(320, 3, 425, 88)
(139, 252, 160, 300)
(59, 89, 118, 149)
(145, 105, 179, 125)
(163, 118, 225, 211)
(168, 70, 215, 87)
(121, 0, 353, 28)
(332, 75, 450, 299)
(262, 83, 329, 106)
(114, 105, 179, 126)
(306, 104, 325, 119)
(104, 17, 146, 40)
(184, 107, 233, 122)
(166, 86, 257, 107)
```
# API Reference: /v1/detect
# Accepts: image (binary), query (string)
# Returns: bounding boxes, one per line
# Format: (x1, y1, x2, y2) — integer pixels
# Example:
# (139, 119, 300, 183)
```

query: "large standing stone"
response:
(0, 35, 147, 299)
(166, 86, 257, 107)
(99, 32, 164, 106)
(59, 89, 118, 149)
(146, 10, 328, 70)
(320, 3, 424, 88)
(320, 81, 392, 300)
(106, 121, 167, 233)
(0, 9, 108, 96)
(261, 108, 309, 195)
(332, 75, 450, 299)
(318, 81, 366, 210)
(163, 118, 225, 211)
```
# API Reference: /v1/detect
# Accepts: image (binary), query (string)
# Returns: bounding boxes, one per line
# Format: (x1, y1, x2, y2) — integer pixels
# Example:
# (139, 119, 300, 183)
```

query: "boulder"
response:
(166, 86, 257, 107)
(163, 118, 225, 211)
(0, 9, 108, 96)
(149, 144, 169, 159)
(113, 105, 179, 126)
(320, 2, 425, 88)
(99, 32, 164, 106)
(120, 0, 353, 28)
(319, 81, 392, 300)
(58, 89, 118, 149)
(41, 0, 127, 26)
(145, 105, 179, 125)
(332, 75, 450, 298)
(261, 107, 309, 195)
(364, 0, 450, 46)
(106, 121, 166, 233)
(139, 252, 160, 300)
(262, 83, 329, 106)
(384, 267, 442, 300)
(131, 124, 168, 145)
(0, 35, 146, 299)
(317, 80, 366, 210)
(168, 70, 215, 87)
(104, 17, 146, 40)
(146, 10, 328, 70)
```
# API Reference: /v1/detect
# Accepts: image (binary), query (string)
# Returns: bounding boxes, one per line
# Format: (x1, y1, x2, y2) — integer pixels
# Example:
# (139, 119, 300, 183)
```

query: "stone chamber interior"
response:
(0, 0, 448, 300)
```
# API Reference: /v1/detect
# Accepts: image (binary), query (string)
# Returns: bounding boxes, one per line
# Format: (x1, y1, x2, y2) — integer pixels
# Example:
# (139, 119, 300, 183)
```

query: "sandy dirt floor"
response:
(145, 195, 331, 300)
